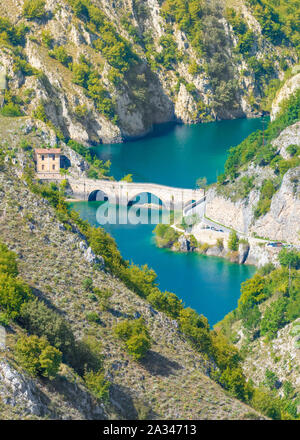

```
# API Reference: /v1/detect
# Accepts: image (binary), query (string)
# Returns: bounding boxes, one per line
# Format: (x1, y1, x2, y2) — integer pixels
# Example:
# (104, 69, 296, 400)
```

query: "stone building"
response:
(35, 149, 61, 174)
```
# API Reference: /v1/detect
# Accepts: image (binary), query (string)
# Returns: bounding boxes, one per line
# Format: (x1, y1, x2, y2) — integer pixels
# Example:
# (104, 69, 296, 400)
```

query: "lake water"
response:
(92, 118, 265, 187)
(72, 118, 264, 325)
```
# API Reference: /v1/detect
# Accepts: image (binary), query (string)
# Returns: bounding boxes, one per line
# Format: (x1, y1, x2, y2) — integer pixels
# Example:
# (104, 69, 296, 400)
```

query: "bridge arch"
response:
(88, 189, 110, 202)
(127, 191, 166, 208)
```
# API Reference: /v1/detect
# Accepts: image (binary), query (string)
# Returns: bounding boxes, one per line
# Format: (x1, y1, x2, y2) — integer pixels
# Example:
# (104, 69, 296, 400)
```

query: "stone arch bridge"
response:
(36, 174, 205, 212)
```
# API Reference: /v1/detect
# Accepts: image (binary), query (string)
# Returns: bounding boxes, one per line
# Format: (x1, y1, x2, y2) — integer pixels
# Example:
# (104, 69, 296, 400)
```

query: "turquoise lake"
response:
(92, 117, 266, 187)
(72, 118, 265, 325)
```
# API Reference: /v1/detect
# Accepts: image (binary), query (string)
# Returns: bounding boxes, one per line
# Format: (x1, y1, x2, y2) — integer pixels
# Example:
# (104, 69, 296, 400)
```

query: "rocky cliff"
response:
(0, 0, 298, 145)
(206, 163, 300, 246)
(271, 72, 300, 121)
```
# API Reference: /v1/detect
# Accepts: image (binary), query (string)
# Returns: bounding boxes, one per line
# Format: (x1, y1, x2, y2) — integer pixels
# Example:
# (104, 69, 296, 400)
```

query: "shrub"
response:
(19, 299, 76, 357)
(251, 388, 282, 420)
(84, 370, 110, 401)
(23, 0, 46, 20)
(82, 277, 93, 291)
(33, 101, 48, 122)
(41, 30, 53, 48)
(147, 290, 183, 319)
(121, 174, 133, 183)
(15, 335, 62, 378)
(74, 105, 88, 119)
(49, 46, 72, 66)
(114, 318, 151, 360)
(178, 308, 212, 354)
(86, 312, 100, 323)
(125, 333, 151, 361)
(0, 272, 33, 319)
(154, 224, 179, 248)
(219, 367, 249, 401)
(278, 249, 300, 269)
(260, 297, 288, 339)
(94, 288, 112, 311)
(0, 17, 28, 46)
(0, 243, 18, 276)
(264, 369, 280, 390)
(254, 179, 277, 218)
(286, 144, 299, 157)
(68, 335, 103, 376)
(0, 103, 22, 117)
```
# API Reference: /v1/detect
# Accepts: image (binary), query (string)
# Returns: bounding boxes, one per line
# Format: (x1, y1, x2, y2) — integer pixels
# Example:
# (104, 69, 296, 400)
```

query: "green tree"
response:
(125, 333, 151, 361)
(219, 367, 249, 401)
(19, 299, 75, 357)
(23, 0, 46, 19)
(0, 272, 33, 319)
(84, 370, 110, 401)
(238, 274, 267, 310)
(251, 388, 281, 420)
(260, 297, 288, 339)
(114, 318, 151, 361)
(278, 249, 300, 269)
(0, 243, 18, 276)
(228, 231, 239, 251)
(15, 335, 62, 378)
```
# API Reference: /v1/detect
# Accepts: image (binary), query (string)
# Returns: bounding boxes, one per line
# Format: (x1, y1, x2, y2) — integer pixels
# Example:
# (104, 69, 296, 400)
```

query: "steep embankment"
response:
(177, 80, 300, 267)
(0, 0, 298, 145)
(216, 262, 300, 418)
(0, 116, 264, 420)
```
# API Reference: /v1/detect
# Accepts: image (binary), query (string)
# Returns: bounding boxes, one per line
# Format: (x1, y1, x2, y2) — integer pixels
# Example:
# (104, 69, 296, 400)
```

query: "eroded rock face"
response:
(252, 168, 300, 245)
(1, 0, 295, 145)
(178, 235, 190, 252)
(238, 242, 250, 264)
(271, 73, 300, 121)
(272, 121, 300, 159)
(0, 361, 49, 416)
(206, 187, 259, 234)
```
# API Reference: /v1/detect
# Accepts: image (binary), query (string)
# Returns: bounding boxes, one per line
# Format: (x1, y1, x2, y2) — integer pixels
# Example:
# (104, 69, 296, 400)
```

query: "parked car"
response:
(267, 242, 283, 248)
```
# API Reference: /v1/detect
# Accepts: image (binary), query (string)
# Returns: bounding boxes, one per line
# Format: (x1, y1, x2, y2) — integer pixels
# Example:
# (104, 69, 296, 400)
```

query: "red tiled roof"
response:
(35, 149, 61, 154)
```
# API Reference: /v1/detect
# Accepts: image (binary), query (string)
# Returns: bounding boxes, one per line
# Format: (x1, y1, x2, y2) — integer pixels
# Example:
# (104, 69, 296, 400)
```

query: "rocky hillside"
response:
(0, 0, 298, 145)
(0, 115, 270, 420)
(154, 80, 299, 268)
(216, 262, 300, 418)
(207, 83, 300, 244)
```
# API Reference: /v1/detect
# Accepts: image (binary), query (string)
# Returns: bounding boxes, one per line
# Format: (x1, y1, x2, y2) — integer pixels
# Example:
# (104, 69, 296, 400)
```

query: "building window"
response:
(52, 165, 56, 170)
(42, 165, 44, 171)
(42, 155, 45, 161)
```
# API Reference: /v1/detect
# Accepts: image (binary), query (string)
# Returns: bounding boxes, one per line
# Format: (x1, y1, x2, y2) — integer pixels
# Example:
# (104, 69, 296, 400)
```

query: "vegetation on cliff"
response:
(0, 0, 299, 143)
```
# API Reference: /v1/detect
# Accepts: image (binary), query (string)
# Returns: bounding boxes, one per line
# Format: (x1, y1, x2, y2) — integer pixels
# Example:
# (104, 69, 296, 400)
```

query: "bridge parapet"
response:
(36, 175, 204, 210)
